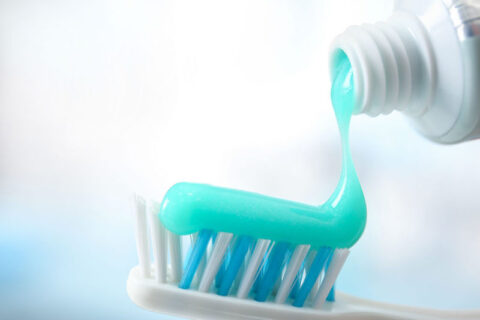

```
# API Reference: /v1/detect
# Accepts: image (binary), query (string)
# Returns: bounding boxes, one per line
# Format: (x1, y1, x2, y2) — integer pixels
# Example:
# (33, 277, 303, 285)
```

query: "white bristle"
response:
(134, 195, 151, 278)
(315, 270, 323, 292)
(198, 232, 233, 292)
(236, 239, 271, 299)
(148, 201, 167, 283)
(196, 242, 208, 286)
(305, 248, 317, 271)
(168, 230, 183, 283)
(308, 269, 323, 303)
(313, 249, 349, 308)
(275, 245, 310, 304)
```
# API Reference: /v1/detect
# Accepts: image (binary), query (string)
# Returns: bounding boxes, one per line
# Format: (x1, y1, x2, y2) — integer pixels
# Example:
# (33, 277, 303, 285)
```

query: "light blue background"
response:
(1, 0, 480, 318)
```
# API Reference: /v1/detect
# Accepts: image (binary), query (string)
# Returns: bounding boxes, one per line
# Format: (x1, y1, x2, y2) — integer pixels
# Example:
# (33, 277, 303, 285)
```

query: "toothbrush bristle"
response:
(134, 198, 350, 309)
(218, 235, 252, 296)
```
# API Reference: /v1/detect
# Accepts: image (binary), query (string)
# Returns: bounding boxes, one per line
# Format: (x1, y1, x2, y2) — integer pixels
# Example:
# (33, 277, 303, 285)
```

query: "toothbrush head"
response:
(127, 192, 478, 319)
(127, 181, 363, 318)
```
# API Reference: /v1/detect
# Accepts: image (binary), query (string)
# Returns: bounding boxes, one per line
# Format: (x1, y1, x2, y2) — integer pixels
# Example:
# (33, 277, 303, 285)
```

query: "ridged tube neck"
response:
(330, 12, 436, 117)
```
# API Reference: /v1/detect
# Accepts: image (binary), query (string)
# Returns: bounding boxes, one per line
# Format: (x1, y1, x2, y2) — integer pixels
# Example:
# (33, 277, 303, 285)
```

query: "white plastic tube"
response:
(330, 0, 480, 143)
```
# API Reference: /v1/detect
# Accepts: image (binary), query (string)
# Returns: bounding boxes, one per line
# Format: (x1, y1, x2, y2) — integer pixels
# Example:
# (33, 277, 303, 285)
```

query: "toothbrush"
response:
(127, 193, 479, 320)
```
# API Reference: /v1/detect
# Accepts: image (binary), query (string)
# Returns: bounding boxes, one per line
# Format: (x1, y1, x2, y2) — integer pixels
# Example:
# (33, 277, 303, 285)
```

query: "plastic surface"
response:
(330, 12, 436, 118)
(127, 267, 480, 320)
(442, 36, 480, 141)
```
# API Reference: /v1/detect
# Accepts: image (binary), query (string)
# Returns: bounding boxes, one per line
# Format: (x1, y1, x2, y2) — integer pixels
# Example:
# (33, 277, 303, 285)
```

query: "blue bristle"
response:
(179, 229, 212, 289)
(325, 253, 335, 302)
(284, 247, 294, 267)
(255, 242, 290, 302)
(218, 236, 252, 296)
(252, 241, 273, 293)
(326, 284, 335, 302)
(293, 247, 332, 307)
(289, 278, 299, 300)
